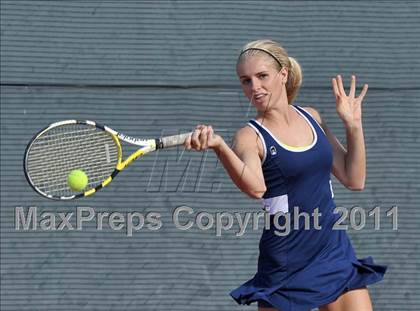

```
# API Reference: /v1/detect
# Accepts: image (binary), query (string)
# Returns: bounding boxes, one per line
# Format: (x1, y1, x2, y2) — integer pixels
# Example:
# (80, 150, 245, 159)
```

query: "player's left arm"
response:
(304, 74, 368, 191)
(304, 107, 364, 190)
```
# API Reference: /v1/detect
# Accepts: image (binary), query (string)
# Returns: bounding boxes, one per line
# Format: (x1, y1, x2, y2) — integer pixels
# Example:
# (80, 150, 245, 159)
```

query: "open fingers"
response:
(337, 75, 346, 96)
(332, 78, 340, 99)
(349, 75, 356, 98)
(358, 84, 368, 102)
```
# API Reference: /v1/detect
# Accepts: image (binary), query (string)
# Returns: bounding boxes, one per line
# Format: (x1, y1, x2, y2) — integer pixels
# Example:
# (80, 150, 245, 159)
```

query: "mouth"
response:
(253, 93, 268, 102)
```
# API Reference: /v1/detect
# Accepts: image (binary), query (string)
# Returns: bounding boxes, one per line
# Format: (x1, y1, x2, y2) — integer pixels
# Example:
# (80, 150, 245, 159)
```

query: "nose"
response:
(251, 78, 262, 93)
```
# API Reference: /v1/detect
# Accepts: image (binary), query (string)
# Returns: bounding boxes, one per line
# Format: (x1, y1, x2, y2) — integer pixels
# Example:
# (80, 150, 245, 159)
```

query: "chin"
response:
(253, 100, 269, 111)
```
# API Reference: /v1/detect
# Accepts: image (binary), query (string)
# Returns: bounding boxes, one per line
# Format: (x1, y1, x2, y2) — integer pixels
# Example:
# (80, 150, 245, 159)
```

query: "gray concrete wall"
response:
(1, 1, 419, 310)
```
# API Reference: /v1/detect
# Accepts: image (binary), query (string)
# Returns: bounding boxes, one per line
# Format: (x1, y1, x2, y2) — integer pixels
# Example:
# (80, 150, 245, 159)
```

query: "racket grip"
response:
(158, 132, 192, 149)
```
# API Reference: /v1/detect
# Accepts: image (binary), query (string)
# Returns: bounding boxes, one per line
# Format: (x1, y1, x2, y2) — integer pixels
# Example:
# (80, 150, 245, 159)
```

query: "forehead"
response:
(236, 54, 276, 76)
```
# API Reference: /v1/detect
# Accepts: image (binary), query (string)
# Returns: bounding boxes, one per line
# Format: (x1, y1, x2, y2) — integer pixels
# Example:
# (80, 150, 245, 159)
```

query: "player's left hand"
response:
(332, 75, 368, 128)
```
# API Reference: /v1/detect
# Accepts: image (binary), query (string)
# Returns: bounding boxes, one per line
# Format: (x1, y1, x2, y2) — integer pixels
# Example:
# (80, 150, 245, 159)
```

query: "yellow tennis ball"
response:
(67, 169, 88, 192)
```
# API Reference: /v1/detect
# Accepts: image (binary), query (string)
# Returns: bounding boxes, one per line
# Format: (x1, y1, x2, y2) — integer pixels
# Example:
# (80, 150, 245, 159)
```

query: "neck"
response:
(257, 96, 292, 126)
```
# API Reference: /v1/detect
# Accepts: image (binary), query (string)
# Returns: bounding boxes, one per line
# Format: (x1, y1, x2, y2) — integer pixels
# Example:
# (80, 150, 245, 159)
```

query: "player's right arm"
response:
(184, 125, 266, 199)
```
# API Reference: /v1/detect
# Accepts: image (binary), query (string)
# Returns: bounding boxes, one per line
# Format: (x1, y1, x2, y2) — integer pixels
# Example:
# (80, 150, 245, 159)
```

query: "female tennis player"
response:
(184, 39, 387, 311)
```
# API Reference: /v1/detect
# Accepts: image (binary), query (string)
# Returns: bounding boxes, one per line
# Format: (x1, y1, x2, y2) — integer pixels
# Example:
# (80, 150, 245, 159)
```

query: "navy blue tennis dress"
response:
(230, 105, 387, 310)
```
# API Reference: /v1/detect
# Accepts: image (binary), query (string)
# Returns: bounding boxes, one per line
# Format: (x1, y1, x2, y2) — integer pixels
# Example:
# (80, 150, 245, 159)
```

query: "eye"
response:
(241, 78, 251, 86)
(259, 73, 269, 80)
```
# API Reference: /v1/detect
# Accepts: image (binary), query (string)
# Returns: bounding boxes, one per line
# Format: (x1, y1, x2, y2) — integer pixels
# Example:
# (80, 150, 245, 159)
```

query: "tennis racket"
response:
(24, 120, 191, 200)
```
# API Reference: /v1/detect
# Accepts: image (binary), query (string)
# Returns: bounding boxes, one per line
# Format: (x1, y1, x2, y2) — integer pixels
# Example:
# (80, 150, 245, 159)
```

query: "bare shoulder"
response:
(302, 106, 323, 125)
(233, 126, 259, 148)
(233, 125, 263, 157)
(235, 125, 258, 140)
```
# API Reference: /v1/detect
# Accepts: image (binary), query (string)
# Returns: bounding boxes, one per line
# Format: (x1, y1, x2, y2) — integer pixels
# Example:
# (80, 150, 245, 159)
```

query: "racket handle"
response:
(158, 132, 192, 149)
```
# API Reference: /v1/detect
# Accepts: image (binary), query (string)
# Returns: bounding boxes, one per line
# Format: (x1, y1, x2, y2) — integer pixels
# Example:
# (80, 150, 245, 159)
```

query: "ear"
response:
(280, 67, 288, 84)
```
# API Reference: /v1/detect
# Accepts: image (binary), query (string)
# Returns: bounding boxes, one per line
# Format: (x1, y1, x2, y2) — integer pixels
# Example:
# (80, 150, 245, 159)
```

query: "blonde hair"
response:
(237, 39, 302, 104)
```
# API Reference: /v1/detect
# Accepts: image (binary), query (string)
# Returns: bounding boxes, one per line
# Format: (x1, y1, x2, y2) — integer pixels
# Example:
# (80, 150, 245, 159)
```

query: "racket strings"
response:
(26, 124, 119, 198)
(28, 128, 117, 195)
(29, 140, 116, 192)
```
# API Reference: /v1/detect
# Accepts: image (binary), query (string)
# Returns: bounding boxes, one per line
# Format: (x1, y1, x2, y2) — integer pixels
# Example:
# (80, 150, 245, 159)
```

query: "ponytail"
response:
(286, 56, 302, 104)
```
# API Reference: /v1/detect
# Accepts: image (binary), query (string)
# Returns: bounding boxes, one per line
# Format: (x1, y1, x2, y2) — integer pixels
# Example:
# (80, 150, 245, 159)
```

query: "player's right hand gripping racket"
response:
(24, 120, 191, 200)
